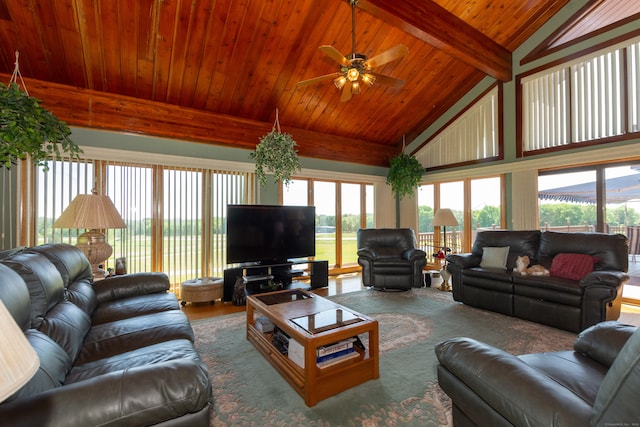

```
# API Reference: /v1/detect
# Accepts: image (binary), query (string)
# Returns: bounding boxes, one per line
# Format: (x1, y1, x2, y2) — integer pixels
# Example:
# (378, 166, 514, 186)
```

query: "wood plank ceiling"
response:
(0, 0, 637, 167)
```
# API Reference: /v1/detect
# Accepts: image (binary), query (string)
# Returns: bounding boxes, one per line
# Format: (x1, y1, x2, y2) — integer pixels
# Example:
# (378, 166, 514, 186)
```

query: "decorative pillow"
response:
(479, 246, 510, 269)
(549, 253, 599, 281)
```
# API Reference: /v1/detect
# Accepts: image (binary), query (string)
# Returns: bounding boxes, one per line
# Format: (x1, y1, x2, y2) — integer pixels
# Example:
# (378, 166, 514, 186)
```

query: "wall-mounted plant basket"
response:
(250, 108, 300, 187)
(0, 52, 82, 171)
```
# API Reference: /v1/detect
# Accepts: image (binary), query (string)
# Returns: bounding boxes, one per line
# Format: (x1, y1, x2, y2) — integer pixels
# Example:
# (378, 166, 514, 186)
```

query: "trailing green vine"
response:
(1, 53, 82, 170)
(250, 109, 300, 187)
(386, 149, 424, 200)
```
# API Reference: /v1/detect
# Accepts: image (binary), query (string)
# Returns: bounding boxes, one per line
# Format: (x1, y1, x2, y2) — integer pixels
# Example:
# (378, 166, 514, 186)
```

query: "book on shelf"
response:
(316, 347, 355, 363)
(316, 337, 356, 357)
(316, 349, 360, 368)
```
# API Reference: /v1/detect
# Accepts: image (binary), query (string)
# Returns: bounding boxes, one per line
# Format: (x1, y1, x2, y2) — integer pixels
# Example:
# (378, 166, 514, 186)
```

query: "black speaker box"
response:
(309, 260, 328, 289)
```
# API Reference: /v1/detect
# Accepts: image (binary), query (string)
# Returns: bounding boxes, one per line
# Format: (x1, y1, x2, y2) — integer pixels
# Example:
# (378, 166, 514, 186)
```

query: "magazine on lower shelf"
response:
(316, 350, 360, 368)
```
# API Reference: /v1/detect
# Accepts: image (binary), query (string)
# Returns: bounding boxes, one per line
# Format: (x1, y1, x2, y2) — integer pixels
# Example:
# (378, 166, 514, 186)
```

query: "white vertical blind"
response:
(522, 39, 638, 153)
(630, 41, 640, 133)
(416, 86, 498, 168)
(33, 158, 253, 288)
(523, 69, 569, 150)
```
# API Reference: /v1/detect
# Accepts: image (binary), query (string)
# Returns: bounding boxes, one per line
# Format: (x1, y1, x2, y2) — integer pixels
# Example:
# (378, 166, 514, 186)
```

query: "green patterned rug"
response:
(192, 287, 579, 427)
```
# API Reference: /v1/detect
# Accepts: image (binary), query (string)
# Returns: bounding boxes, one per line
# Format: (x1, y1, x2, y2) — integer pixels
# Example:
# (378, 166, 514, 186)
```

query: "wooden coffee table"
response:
(246, 289, 379, 406)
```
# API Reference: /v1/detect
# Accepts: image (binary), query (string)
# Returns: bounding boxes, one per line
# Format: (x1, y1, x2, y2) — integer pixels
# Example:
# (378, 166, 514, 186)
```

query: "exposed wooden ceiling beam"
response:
(2, 74, 397, 167)
(358, 0, 512, 82)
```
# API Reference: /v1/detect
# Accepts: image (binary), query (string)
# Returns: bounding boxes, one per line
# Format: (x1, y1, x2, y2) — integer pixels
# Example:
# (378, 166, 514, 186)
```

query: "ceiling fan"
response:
(296, 0, 409, 102)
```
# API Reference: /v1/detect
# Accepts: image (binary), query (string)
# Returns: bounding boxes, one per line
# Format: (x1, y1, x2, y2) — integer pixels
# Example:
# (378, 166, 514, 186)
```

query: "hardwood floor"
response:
(180, 271, 640, 321)
(180, 272, 365, 321)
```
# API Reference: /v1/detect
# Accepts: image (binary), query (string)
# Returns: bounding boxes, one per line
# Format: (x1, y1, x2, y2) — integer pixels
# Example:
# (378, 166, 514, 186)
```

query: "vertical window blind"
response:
(522, 38, 639, 153)
(35, 157, 254, 289)
(416, 86, 499, 168)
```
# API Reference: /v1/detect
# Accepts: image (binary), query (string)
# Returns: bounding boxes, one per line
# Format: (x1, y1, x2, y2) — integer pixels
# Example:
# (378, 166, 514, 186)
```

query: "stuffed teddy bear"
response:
(513, 255, 550, 276)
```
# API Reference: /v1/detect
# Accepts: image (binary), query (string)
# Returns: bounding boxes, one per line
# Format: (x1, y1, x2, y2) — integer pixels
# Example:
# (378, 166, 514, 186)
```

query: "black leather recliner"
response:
(357, 228, 427, 290)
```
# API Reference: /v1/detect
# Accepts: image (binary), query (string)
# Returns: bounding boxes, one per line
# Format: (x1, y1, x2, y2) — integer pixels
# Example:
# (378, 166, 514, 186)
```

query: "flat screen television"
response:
(226, 204, 316, 264)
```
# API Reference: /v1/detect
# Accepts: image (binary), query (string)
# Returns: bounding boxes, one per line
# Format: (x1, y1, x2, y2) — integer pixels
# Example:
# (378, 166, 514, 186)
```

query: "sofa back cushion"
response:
(1, 251, 91, 363)
(0, 264, 32, 331)
(472, 230, 541, 270)
(27, 243, 97, 315)
(538, 232, 628, 272)
(2, 253, 65, 329)
(7, 329, 71, 402)
(590, 328, 640, 426)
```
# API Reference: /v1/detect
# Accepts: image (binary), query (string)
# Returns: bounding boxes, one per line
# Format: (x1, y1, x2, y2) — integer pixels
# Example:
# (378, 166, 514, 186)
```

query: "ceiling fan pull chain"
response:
(274, 108, 281, 133)
(9, 50, 29, 96)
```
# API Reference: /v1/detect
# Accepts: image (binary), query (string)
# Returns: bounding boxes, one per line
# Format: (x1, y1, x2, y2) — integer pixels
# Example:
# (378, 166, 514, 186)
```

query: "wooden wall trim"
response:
(1, 73, 397, 168)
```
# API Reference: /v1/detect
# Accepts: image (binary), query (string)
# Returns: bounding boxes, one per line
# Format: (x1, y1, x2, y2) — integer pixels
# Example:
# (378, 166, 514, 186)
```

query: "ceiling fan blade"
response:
(340, 84, 352, 102)
(365, 44, 409, 69)
(297, 72, 342, 88)
(319, 45, 349, 66)
(371, 73, 404, 88)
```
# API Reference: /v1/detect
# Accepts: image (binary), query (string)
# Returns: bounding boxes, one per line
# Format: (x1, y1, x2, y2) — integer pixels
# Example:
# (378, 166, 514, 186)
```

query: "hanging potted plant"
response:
(386, 142, 424, 200)
(250, 108, 300, 187)
(0, 52, 82, 170)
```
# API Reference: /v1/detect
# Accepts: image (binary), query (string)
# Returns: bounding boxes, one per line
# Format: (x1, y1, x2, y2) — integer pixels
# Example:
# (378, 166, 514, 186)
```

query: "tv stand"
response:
(223, 260, 328, 302)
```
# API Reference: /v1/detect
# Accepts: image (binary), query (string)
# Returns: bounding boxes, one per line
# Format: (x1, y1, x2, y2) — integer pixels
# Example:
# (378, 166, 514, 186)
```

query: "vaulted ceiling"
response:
(1, 0, 638, 167)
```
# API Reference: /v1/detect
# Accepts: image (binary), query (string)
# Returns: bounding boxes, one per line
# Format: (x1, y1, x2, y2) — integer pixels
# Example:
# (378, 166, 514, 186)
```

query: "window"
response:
(521, 38, 640, 153)
(35, 158, 253, 290)
(282, 178, 374, 271)
(415, 86, 500, 169)
(418, 176, 503, 256)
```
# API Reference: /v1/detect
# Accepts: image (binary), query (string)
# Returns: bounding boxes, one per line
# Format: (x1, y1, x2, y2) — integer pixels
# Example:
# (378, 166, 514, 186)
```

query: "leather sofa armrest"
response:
(93, 272, 170, 304)
(357, 248, 376, 259)
(573, 321, 637, 367)
(446, 253, 480, 269)
(0, 359, 210, 426)
(403, 248, 426, 261)
(580, 270, 629, 288)
(435, 337, 591, 427)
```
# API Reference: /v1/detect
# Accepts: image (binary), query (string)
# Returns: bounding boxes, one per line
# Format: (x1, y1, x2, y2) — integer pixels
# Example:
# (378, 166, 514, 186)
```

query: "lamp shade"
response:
(52, 193, 126, 229)
(0, 299, 39, 402)
(433, 208, 459, 227)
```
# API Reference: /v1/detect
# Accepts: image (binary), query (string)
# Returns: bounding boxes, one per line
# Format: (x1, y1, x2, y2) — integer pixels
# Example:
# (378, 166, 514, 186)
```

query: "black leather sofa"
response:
(0, 243, 211, 426)
(357, 228, 427, 290)
(446, 230, 628, 333)
(436, 321, 640, 426)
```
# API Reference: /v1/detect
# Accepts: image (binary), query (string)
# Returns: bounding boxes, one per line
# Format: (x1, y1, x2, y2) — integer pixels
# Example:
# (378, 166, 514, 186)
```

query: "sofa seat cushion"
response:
(519, 351, 607, 405)
(371, 258, 413, 274)
(462, 268, 514, 291)
(91, 292, 181, 324)
(513, 276, 583, 307)
(77, 310, 195, 364)
(66, 339, 201, 384)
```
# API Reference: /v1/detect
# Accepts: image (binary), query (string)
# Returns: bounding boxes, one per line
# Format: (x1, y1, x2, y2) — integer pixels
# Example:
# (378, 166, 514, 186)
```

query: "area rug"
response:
(192, 287, 583, 426)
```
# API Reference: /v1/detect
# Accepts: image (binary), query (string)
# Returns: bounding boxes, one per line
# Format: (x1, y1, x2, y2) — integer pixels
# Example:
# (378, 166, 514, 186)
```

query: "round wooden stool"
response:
(180, 277, 223, 306)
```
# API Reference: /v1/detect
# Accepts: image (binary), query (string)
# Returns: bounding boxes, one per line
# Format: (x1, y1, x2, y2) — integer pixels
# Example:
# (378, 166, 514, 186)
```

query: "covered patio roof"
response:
(539, 174, 640, 204)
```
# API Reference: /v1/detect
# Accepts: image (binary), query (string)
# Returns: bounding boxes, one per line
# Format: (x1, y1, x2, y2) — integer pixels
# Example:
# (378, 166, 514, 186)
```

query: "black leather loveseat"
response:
(446, 230, 628, 332)
(0, 243, 211, 426)
(436, 321, 640, 426)
(357, 228, 427, 290)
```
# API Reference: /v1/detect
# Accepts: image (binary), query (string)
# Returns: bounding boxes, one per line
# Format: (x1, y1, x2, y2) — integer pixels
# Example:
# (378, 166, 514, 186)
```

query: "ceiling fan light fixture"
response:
(334, 76, 347, 90)
(362, 73, 375, 86)
(351, 80, 361, 94)
(347, 67, 359, 81)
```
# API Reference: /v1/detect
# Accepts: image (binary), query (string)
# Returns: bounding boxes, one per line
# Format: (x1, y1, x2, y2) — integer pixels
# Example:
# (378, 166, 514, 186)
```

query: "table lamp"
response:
(433, 208, 458, 291)
(53, 190, 127, 280)
(0, 299, 39, 402)
(433, 208, 459, 251)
